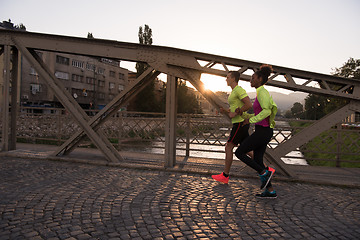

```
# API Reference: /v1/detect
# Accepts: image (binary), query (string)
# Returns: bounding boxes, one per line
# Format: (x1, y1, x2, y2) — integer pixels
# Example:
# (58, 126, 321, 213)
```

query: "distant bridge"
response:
(1, 29, 359, 177)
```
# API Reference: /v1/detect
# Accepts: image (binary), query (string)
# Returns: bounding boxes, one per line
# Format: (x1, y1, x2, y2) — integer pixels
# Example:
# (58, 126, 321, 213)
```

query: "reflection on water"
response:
(120, 120, 308, 165)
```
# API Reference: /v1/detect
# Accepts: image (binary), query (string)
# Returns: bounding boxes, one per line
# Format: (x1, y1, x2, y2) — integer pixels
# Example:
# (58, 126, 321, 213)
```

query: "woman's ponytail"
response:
(256, 64, 273, 85)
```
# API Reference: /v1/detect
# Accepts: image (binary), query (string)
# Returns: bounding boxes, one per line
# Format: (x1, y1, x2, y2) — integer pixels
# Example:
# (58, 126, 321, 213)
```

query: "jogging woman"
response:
(212, 71, 252, 184)
(235, 65, 277, 199)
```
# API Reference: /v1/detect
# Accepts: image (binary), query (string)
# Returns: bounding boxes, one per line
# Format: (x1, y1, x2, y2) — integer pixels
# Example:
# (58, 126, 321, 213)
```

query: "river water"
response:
(121, 120, 308, 166)
(121, 141, 308, 166)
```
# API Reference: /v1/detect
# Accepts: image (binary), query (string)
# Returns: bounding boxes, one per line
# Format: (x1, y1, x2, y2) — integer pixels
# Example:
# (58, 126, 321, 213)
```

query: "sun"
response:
(200, 74, 229, 93)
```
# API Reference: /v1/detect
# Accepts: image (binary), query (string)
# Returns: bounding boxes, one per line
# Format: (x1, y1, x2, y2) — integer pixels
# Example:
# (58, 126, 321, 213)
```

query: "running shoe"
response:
(259, 167, 275, 190)
(212, 172, 229, 184)
(256, 189, 277, 199)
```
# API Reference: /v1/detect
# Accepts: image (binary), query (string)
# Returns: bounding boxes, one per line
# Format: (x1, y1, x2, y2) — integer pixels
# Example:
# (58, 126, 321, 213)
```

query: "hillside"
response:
(247, 91, 308, 111)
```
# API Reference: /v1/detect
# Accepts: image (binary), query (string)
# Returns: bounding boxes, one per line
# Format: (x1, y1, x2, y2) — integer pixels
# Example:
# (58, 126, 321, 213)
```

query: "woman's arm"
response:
(249, 89, 272, 124)
(235, 96, 252, 116)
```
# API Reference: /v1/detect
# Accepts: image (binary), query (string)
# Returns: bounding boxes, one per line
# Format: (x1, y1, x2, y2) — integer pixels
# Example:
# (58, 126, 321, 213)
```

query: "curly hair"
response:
(255, 64, 273, 85)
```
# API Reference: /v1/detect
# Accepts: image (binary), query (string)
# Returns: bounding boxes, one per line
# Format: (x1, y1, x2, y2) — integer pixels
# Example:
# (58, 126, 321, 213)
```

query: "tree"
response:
(291, 102, 304, 119)
(284, 110, 293, 118)
(129, 24, 202, 114)
(332, 57, 360, 79)
(87, 32, 94, 39)
(129, 24, 161, 112)
(304, 94, 327, 120)
(135, 24, 152, 76)
(304, 58, 359, 119)
(176, 80, 202, 114)
(14, 23, 26, 30)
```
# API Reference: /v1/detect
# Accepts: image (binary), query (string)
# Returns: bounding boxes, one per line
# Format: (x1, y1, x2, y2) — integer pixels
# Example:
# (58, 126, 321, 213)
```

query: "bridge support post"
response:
(10, 47, 19, 150)
(1, 45, 11, 152)
(165, 75, 177, 167)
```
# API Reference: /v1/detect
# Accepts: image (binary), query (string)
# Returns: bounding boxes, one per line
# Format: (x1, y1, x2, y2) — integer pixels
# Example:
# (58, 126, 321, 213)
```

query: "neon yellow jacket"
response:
(249, 86, 277, 128)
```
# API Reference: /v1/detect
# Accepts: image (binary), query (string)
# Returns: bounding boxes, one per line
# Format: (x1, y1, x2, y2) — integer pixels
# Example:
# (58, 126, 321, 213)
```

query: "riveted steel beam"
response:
(54, 67, 160, 156)
(12, 37, 122, 162)
(1, 30, 358, 101)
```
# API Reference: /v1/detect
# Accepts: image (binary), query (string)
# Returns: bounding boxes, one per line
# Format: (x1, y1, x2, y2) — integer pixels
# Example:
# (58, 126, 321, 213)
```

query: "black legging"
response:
(235, 125, 273, 174)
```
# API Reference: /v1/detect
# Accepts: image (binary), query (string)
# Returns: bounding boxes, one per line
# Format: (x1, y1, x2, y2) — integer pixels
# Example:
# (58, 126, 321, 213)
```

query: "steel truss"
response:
(1, 30, 360, 177)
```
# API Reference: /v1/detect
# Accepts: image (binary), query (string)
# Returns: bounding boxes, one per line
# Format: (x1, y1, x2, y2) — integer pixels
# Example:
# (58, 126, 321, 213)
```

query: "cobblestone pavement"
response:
(0, 157, 359, 240)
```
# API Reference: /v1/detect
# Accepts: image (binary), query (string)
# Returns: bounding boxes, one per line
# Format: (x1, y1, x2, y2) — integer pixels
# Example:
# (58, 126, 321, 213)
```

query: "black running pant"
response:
(235, 125, 273, 174)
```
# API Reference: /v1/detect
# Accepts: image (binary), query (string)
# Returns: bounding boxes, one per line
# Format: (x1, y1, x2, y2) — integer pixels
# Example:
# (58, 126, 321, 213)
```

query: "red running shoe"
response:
(212, 172, 229, 184)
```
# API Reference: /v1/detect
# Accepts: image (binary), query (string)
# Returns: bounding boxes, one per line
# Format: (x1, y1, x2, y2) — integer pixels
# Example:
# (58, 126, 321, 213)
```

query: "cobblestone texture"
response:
(0, 157, 359, 239)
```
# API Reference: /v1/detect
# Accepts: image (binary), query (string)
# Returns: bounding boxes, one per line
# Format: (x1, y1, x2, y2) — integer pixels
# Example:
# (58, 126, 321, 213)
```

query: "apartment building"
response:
(21, 51, 129, 110)
(1, 20, 130, 111)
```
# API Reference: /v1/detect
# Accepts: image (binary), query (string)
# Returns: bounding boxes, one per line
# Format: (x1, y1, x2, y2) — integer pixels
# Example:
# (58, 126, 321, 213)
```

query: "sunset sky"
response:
(1, 0, 359, 93)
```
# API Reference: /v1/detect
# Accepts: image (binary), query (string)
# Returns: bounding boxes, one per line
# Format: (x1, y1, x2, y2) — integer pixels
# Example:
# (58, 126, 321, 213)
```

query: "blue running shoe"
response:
(256, 189, 277, 199)
(259, 167, 275, 190)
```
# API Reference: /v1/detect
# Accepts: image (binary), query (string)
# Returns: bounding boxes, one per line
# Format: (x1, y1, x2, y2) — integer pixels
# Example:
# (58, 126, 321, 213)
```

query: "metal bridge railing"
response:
(2, 107, 360, 167)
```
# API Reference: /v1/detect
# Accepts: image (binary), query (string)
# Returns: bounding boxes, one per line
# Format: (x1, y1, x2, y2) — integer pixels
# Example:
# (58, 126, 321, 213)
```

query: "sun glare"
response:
(201, 74, 229, 93)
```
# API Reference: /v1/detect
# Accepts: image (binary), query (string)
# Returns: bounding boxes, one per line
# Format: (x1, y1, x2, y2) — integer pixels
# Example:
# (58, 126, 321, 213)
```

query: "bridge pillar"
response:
(10, 47, 19, 150)
(165, 75, 177, 167)
(1, 45, 11, 151)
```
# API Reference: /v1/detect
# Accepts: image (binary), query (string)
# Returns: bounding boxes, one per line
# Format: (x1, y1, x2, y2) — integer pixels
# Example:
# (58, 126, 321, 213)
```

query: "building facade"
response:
(1, 20, 130, 111)
(21, 51, 129, 110)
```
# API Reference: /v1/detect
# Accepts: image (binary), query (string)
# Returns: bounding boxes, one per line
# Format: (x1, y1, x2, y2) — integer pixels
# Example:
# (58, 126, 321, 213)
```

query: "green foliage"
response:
(289, 121, 360, 168)
(135, 24, 152, 77)
(14, 23, 26, 30)
(130, 25, 202, 114)
(289, 121, 312, 128)
(284, 110, 293, 118)
(303, 57, 358, 120)
(285, 102, 305, 119)
(332, 57, 360, 79)
(87, 32, 94, 39)
(303, 130, 360, 168)
(130, 24, 161, 112)
(176, 80, 203, 114)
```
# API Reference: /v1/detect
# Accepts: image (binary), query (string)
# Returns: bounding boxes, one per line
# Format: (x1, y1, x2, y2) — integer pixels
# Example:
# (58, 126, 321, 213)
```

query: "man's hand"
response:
(219, 107, 228, 114)
(235, 107, 243, 116)
(228, 112, 237, 118)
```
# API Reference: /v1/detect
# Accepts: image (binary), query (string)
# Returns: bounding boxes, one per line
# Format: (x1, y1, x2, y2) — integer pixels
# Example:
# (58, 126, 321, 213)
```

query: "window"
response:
(30, 67, 38, 76)
(101, 58, 119, 66)
(118, 84, 124, 92)
(86, 77, 95, 85)
(98, 80, 105, 87)
(56, 55, 70, 65)
(86, 63, 96, 72)
(98, 93, 105, 99)
(109, 82, 115, 89)
(30, 84, 41, 94)
(72, 74, 83, 82)
(72, 60, 84, 69)
(97, 68, 105, 75)
(55, 71, 69, 80)
(119, 73, 125, 79)
(110, 71, 116, 77)
(109, 94, 114, 100)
